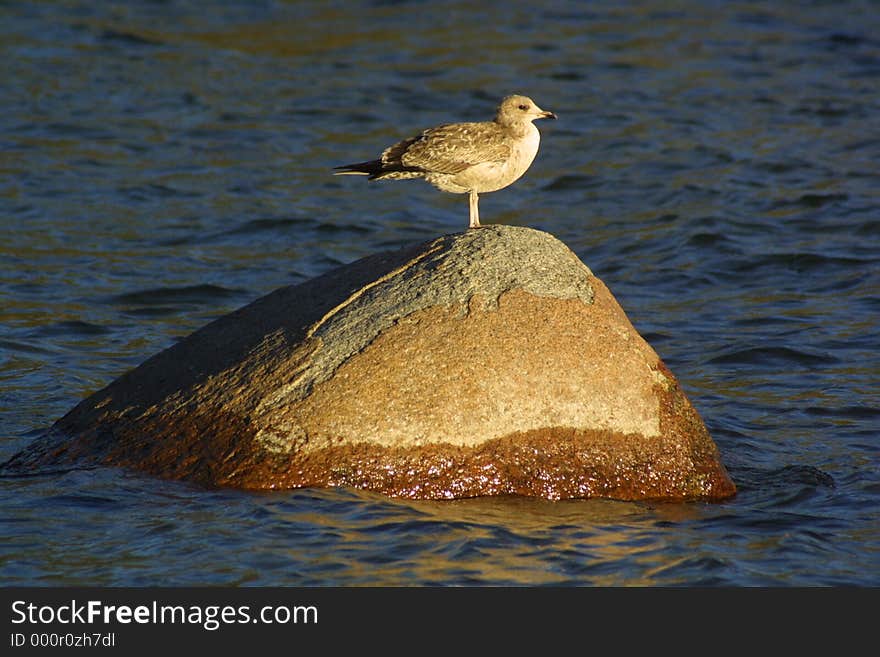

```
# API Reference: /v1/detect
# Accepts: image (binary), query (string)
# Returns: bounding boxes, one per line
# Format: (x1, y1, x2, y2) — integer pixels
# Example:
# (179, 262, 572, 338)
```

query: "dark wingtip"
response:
(333, 161, 378, 176)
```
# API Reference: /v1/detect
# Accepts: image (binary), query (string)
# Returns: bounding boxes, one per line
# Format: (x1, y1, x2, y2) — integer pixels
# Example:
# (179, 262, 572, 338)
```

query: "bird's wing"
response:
(382, 122, 510, 174)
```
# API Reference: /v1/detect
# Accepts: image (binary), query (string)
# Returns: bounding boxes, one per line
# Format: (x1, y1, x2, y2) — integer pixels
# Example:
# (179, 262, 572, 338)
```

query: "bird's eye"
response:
(518, 104, 529, 111)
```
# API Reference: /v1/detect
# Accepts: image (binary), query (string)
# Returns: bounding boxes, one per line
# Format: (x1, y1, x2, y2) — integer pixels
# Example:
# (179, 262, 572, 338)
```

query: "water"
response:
(1, 0, 878, 586)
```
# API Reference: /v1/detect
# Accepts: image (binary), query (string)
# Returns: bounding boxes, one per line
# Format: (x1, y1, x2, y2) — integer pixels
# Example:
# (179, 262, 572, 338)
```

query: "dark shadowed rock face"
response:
(4, 226, 735, 501)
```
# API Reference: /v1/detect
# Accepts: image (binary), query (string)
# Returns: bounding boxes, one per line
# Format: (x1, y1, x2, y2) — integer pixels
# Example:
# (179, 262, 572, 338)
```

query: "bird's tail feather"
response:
(334, 160, 425, 181)
(333, 161, 380, 176)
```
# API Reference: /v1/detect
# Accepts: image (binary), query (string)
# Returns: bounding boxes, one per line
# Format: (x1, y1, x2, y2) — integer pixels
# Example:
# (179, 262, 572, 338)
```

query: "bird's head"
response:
(496, 95, 557, 126)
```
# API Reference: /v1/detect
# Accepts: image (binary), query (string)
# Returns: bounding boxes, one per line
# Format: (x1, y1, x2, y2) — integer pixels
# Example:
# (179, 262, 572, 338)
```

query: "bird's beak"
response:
(540, 109, 557, 120)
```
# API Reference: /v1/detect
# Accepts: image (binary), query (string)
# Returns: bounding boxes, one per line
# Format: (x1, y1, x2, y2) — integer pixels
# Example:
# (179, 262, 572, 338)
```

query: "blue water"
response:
(1, 0, 878, 586)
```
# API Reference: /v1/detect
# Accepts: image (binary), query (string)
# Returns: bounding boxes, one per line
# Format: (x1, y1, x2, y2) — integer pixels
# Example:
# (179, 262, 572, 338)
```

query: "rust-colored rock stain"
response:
(34, 358, 734, 501)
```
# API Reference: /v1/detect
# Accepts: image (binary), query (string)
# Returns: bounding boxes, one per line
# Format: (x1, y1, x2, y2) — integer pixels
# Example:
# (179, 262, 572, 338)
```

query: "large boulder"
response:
(5, 226, 735, 500)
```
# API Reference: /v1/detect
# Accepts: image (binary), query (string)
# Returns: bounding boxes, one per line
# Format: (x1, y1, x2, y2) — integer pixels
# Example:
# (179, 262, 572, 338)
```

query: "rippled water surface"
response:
(1, 0, 878, 586)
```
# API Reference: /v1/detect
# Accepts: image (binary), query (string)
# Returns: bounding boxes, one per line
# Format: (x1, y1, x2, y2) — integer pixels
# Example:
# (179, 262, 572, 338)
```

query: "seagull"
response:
(334, 94, 556, 228)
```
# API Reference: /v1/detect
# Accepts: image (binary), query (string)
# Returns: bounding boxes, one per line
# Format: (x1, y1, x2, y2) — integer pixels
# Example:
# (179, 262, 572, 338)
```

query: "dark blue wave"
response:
(708, 346, 838, 366)
(109, 284, 247, 307)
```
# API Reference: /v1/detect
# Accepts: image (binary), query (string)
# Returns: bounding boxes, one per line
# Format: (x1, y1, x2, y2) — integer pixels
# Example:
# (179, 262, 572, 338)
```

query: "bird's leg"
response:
(468, 190, 480, 228)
